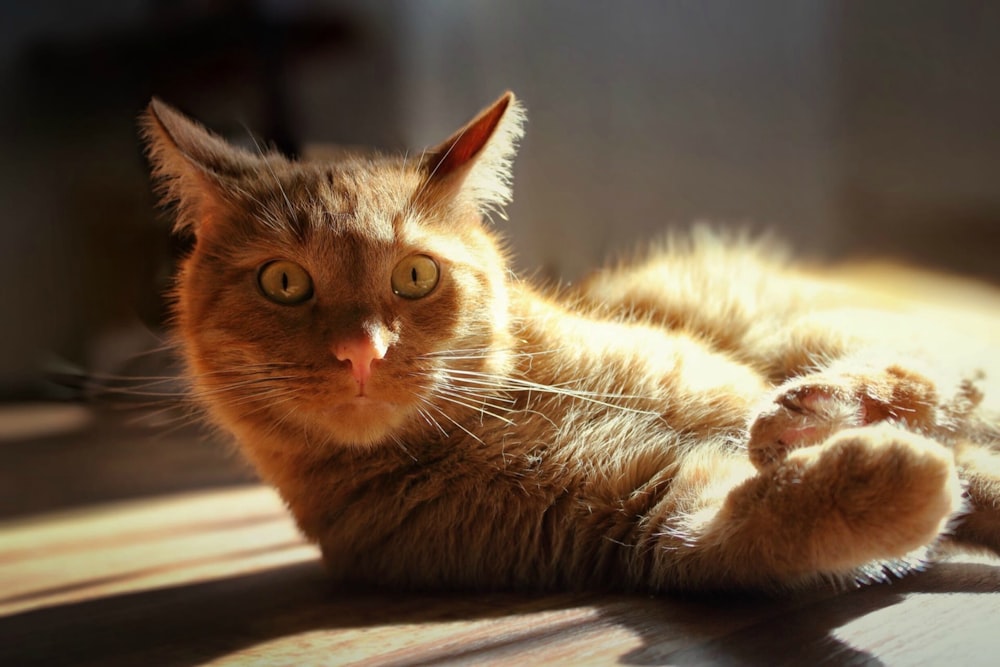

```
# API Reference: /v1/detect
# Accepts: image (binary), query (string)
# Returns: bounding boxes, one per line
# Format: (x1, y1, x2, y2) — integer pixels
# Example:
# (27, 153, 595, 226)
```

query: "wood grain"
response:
(2, 483, 999, 666)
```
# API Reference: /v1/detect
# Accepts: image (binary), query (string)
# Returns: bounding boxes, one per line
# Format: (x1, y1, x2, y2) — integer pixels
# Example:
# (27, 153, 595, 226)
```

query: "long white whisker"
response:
(415, 405, 450, 439)
(421, 347, 563, 361)
(440, 368, 649, 399)
(410, 127, 467, 210)
(387, 431, 418, 462)
(422, 401, 484, 446)
(437, 369, 659, 416)
(428, 389, 517, 426)
(243, 125, 296, 220)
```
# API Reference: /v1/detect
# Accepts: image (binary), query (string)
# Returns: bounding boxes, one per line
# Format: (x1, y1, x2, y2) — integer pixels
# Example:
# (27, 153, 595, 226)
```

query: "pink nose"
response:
(334, 334, 388, 389)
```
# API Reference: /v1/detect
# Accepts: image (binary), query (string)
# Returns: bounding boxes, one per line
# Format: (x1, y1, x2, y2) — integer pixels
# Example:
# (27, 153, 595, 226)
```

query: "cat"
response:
(142, 91, 1000, 592)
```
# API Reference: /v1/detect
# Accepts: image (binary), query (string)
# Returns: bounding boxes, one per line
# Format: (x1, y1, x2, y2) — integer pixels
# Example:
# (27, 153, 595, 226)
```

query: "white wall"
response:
(394, 1, 841, 279)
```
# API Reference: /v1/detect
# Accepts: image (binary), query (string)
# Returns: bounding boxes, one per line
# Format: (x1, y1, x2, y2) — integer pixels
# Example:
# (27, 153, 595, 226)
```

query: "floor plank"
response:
(2, 407, 999, 665)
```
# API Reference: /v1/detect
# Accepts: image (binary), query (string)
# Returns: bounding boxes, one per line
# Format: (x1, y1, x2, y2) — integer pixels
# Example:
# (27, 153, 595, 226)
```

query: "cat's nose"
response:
(334, 334, 388, 388)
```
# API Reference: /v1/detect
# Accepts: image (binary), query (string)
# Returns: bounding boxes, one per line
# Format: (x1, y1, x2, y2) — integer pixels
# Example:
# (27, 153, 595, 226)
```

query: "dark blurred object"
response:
(22, 0, 358, 156)
(0, 1, 379, 401)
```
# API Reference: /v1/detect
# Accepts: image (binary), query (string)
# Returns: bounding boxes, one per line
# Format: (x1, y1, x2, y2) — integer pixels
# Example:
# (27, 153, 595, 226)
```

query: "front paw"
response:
(748, 366, 939, 470)
(748, 382, 861, 469)
(802, 424, 962, 565)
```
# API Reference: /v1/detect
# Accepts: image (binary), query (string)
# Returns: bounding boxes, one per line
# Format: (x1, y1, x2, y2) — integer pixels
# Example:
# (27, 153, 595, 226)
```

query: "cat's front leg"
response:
(656, 424, 964, 590)
(747, 364, 960, 470)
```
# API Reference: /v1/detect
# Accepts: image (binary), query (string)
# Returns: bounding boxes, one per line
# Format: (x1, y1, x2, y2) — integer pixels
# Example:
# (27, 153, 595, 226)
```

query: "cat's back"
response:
(570, 231, 828, 352)
(568, 229, 1000, 374)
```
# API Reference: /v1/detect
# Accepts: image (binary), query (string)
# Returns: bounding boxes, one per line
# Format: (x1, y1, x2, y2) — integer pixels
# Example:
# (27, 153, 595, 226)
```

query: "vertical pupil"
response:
(411, 266, 418, 284)
(281, 271, 289, 291)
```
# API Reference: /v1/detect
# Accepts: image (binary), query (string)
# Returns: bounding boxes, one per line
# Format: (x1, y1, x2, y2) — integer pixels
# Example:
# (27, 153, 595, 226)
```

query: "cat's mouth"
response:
(327, 395, 397, 411)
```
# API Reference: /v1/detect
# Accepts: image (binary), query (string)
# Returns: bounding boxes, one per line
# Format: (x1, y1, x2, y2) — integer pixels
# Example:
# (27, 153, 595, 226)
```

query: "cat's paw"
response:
(748, 382, 859, 469)
(748, 365, 938, 470)
(799, 424, 962, 565)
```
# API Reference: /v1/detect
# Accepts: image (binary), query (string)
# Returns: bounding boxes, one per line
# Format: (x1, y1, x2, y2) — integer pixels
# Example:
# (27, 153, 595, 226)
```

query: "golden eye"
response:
(258, 260, 314, 305)
(391, 254, 440, 299)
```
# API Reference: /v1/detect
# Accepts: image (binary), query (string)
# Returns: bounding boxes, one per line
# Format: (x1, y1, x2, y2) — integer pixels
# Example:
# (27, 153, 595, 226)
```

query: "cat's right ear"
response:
(141, 99, 254, 236)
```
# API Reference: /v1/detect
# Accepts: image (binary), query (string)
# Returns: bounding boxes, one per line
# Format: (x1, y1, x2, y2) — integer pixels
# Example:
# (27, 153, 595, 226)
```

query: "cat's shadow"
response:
(2, 560, 998, 666)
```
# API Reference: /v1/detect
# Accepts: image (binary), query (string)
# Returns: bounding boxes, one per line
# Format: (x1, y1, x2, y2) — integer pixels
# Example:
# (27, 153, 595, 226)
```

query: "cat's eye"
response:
(391, 254, 440, 299)
(258, 260, 314, 305)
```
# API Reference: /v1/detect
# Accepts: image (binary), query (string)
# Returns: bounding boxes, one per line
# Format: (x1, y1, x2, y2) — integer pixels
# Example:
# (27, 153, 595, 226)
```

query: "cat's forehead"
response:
(318, 163, 427, 246)
(320, 156, 420, 214)
(235, 154, 425, 240)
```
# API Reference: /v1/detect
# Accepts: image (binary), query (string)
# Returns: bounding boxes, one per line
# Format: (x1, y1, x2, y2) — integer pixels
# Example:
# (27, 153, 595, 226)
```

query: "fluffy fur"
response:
(142, 92, 1000, 592)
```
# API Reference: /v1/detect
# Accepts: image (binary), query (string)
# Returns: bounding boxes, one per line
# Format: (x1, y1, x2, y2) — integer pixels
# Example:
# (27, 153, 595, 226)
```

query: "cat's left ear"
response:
(419, 91, 525, 218)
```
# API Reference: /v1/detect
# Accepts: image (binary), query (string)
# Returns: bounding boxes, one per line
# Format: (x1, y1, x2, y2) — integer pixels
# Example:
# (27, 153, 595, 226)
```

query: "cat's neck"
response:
(227, 282, 687, 535)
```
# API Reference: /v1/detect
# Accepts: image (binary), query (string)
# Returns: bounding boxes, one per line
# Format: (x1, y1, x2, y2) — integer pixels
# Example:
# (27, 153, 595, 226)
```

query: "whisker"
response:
(439, 386, 518, 404)
(415, 405, 449, 439)
(427, 389, 517, 426)
(243, 124, 296, 220)
(410, 128, 467, 211)
(440, 368, 650, 399)
(387, 431, 418, 462)
(421, 347, 563, 361)
(437, 369, 659, 416)
(422, 401, 484, 446)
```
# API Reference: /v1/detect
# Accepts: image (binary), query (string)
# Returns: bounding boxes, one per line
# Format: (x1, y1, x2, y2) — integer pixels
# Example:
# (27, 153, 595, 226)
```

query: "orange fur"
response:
(142, 92, 1000, 592)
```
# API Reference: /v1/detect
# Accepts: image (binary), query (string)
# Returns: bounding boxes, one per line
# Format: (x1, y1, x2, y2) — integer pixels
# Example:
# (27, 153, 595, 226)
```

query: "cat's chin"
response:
(314, 397, 410, 447)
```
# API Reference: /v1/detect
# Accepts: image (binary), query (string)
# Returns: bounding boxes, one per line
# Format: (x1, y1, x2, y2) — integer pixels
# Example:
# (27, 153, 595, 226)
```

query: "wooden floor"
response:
(2, 405, 1000, 666)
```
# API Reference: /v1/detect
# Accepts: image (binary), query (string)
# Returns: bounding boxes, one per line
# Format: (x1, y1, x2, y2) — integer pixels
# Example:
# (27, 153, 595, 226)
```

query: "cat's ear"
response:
(141, 99, 257, 236)
(419, 91, 525, 218)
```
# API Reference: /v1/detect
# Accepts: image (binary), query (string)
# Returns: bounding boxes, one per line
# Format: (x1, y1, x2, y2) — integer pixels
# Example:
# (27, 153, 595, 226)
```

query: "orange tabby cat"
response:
(143, 92, 1000, 592)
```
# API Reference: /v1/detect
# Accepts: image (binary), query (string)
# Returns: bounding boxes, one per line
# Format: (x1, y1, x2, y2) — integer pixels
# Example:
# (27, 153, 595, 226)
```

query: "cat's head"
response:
(142, 93, 525, 453)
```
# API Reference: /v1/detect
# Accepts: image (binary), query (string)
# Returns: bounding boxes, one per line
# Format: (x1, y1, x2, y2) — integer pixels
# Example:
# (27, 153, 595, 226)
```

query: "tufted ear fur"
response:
(420, 91, 525, 219)
(141, 99, 262, 236)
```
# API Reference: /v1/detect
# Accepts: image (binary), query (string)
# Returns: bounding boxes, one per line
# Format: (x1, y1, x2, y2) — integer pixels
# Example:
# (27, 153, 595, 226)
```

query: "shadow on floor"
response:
(2, 558, 999, 666)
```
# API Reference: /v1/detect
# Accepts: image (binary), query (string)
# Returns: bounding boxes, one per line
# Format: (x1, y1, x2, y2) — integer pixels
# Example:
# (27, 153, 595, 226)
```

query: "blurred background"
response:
(1, 0, 999, 513)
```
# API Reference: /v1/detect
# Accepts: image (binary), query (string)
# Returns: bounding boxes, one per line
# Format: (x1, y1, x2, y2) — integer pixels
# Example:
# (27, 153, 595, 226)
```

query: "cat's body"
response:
(144, 92, 1000, 593)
